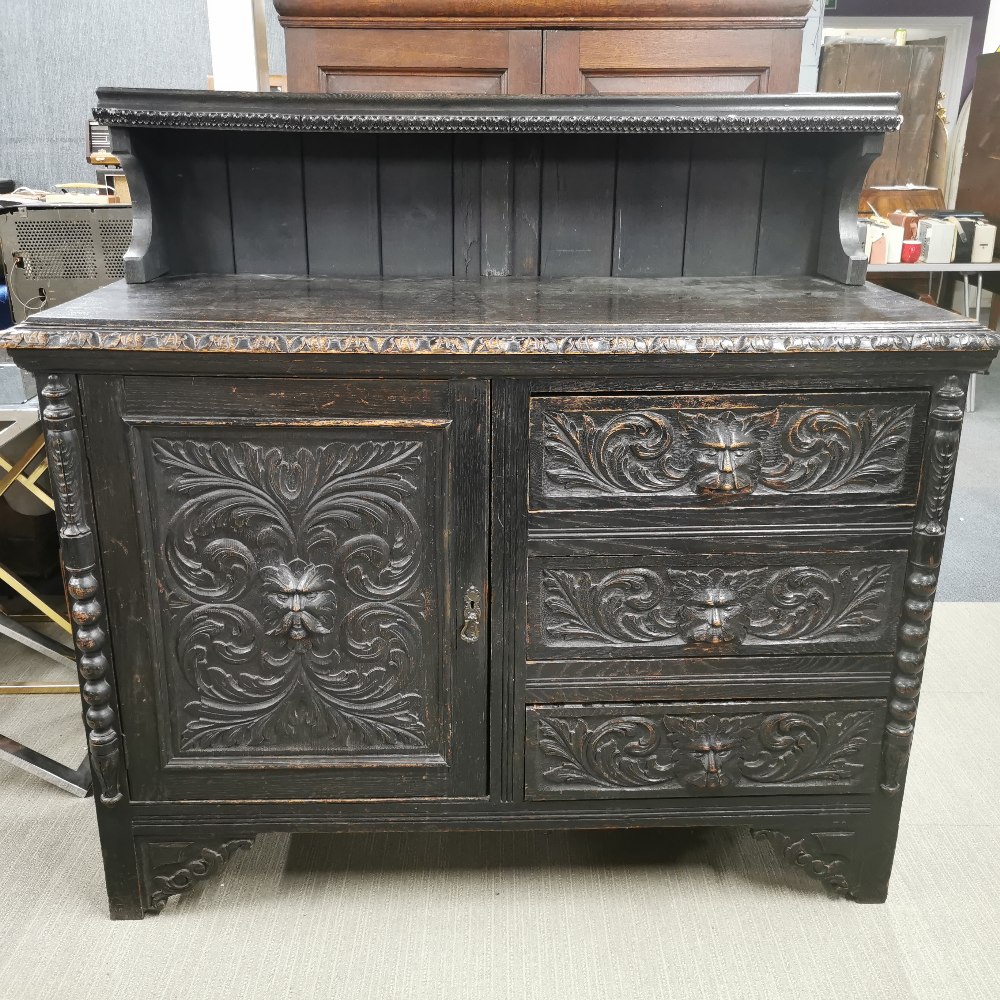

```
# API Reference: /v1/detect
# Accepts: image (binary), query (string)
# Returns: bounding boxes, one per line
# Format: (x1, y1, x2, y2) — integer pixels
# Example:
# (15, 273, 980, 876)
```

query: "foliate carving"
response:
(7, 327, 999, 356)
(151, 436, 432, 752)
(41, 375, 122, 807)
(143, 838, 253, 913)
(539, 402, 915, 501)
(533, 707, 876, 793)
(541, 562, 891, 651)
(882, 377, 965, 794)
(752, 829, 854, 897)
(92, 106, 904, 134)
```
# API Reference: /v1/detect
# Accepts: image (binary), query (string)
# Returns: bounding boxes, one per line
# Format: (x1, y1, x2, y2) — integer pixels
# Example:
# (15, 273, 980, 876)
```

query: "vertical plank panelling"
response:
(684, 135, 766, 276)
(453, 136, 483, 279)
(379, 134, 455, 277)
(539, 135, 617, 277)
(142, 130, 235, 276)
(612, 135, 691, 277)
(895, 44, 944, 187)
(513, 137, 542, 276)
(302, 133, 381, 276)
(228, 131, 308, 274)
(481, 137, 515, 276)
(755, 135, 828, 276)
(867, 47, 912, 187)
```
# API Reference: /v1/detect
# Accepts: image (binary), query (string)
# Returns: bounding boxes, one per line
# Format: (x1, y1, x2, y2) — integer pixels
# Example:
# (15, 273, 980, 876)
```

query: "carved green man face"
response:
(679, 408, 779, 497)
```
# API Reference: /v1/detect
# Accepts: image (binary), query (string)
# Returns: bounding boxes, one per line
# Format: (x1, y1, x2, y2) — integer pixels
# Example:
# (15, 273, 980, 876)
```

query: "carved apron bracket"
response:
(752, 828, 858, 898)
(139, 837, 255, 914)
(41, 374, 123, 807)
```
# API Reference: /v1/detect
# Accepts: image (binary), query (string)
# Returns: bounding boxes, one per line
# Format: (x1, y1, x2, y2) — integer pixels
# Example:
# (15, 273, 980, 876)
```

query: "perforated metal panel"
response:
(14, 218, 98, 279)
(0, 206, 132, 323)
(99, 219, 133, 281)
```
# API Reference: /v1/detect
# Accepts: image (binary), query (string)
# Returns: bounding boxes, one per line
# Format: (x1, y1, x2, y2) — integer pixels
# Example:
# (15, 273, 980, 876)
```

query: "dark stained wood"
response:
(227, 131, 308, 275)
(134, 130, 235, 277)
(683, 135, 765, 276)
(13, 274, 990, 346)
(378, 135, 455, 277)
(82, 375, 490, 804)
(755, 135, 828, 276)
(612, 135, 690, 277)
(6, 90, 997, 917)
(539, 136, 617, 277)
(92, 90, 904, 286)
(524, 700, 886, 800)
(303, 133, 381, 276)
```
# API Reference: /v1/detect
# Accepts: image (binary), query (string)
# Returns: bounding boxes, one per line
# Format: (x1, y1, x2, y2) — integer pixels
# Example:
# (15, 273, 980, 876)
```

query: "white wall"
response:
(985, 0, 1000, 51)
(0, 0, 287, 189)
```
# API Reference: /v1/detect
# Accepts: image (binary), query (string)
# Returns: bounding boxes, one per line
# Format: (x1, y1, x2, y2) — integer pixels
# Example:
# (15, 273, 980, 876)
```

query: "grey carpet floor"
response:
(1, 603, 999, 1000)
(937, 371, 1000, 600)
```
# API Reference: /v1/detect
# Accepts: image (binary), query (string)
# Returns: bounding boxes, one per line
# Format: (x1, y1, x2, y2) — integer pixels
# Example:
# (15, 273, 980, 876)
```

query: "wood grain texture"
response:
(273, 0, 812, 19)
(525, 700, 884, 799)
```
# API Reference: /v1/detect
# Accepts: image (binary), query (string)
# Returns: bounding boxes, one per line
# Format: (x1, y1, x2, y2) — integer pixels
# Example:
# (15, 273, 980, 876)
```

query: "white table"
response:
(867, 261, 1000, 411)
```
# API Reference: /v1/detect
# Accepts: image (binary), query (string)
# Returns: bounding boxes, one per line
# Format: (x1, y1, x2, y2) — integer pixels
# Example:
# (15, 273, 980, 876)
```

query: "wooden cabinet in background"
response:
(274, 0, 810, 96)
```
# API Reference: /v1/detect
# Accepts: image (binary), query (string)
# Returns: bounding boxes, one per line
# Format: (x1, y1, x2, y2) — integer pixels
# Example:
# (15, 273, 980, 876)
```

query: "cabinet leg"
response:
(135, 834, 255, 914)
(751, 815, 898, 903)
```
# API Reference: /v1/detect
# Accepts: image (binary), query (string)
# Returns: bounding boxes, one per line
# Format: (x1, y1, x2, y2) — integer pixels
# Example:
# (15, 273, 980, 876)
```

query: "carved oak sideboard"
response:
(5, 89, 998, 918)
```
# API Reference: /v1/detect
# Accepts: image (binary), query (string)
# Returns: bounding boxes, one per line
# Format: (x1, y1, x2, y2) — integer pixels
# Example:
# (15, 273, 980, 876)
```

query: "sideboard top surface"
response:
(8, 274, 997, 356)
(93, 88, 903, 134)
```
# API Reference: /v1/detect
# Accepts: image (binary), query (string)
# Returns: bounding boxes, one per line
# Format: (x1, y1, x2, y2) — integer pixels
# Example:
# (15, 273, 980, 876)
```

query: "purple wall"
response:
(828, 0, 989, 100)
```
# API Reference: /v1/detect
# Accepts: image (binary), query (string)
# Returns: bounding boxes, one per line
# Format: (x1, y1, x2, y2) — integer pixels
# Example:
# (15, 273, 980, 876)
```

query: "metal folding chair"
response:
(0, 402, 90, 795)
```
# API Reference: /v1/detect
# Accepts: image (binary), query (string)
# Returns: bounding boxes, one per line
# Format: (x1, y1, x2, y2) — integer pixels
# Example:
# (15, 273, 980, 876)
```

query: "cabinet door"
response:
(286, 27, 542, 94)
(543, 29, 802, 95)
(83, 377, 489, 801)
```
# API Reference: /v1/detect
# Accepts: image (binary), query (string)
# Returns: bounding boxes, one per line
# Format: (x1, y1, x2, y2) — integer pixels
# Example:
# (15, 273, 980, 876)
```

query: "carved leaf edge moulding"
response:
(8, 328, 1000, 355)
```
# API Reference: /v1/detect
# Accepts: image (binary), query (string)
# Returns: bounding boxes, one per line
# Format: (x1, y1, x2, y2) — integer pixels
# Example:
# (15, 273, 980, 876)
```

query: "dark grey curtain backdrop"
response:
(0, 1, 286, 189)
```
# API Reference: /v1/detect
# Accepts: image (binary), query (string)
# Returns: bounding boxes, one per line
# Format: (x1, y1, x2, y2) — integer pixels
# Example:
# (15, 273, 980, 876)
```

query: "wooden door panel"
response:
(285, 27, 542, 94)
(82, 376, 490, 802)
(543, 29, 802, 96)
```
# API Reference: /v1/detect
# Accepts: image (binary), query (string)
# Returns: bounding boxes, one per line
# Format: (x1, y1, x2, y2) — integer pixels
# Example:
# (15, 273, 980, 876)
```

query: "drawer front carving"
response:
(528, 552, 906, 658)
(529, 392, 926, 511)
(525, 700, 884, 799)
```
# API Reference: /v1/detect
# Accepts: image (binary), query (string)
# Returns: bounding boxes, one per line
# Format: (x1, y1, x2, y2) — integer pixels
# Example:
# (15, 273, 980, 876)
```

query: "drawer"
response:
(525, 700, 885, 800)
(528, 549, 907, 659)
(529, 391, 927, 513)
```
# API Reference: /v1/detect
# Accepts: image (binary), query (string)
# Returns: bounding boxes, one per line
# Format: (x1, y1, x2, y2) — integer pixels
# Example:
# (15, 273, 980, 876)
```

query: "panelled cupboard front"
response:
(8, 89, 999, 918)
(84, 374, 926, 808)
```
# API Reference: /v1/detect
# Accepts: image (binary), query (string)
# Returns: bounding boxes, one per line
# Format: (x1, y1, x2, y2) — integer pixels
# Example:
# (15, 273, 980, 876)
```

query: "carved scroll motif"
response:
(752, 829, 856, 898)
(540, 563, 892, 651)
(533, 708, 876, 793)
(882, 377, 965, 794)
(142, 838, 254, 913)
(152, 436, 432, 753)
(41, 375, 122, 807)
(540, 402, 916, 501)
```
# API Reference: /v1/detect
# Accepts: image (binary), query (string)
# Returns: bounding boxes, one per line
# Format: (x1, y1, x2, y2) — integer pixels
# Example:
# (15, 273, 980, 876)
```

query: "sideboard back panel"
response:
(128, 128, 839, 281)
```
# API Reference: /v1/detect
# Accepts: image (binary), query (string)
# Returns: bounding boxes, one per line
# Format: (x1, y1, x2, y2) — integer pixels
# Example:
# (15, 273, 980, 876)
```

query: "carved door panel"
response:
(83, 376, 489, 801)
